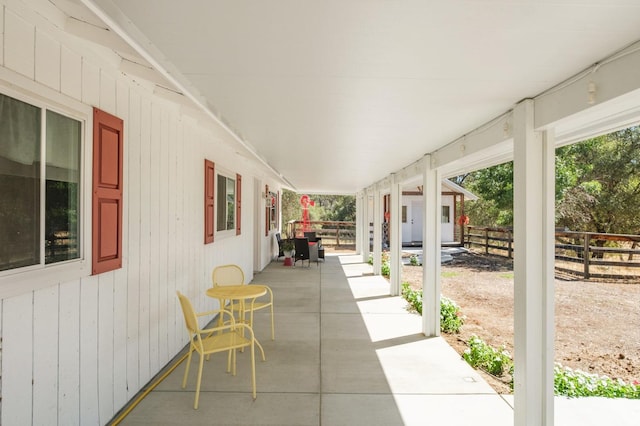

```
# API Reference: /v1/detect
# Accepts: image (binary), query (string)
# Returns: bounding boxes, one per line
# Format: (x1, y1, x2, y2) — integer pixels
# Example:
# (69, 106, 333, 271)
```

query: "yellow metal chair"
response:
(177, 291, 257, 409)
(212, 264, 275, 340)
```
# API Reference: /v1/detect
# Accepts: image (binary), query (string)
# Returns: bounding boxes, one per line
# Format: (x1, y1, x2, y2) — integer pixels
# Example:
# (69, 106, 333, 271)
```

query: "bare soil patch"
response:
(402, 251, 640, 394)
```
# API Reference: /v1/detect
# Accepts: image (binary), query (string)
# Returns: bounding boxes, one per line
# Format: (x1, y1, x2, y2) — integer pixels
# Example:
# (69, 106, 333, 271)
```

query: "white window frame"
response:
(0, 80, 92, 297)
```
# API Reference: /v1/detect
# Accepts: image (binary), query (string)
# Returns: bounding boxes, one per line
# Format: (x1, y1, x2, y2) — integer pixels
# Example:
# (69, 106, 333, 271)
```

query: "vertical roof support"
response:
(422, 155, 441, 337)
(372, 187, 383, 276)
(513, 99, 556, 425)
(361, 191, 371, 264)
(355, 192, 364, 258)
(389, 174, 402, 296)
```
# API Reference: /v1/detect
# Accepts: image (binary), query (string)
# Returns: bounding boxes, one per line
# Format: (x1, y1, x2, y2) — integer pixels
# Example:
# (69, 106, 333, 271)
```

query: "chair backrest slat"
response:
(177, 292, 199, 334)
(212, 264, 245, 287)
(294, 238, 310, 261)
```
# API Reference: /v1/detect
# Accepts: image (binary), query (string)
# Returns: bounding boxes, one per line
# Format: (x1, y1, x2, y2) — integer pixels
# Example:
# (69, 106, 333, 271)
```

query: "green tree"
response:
(458, 127, 640, 234)
(317, 195, 356, 222)
(281, 190, 355, 225)
(461, 162, 514, 227)
(281, 189, 299, 231)
(556, 128, 640, 234)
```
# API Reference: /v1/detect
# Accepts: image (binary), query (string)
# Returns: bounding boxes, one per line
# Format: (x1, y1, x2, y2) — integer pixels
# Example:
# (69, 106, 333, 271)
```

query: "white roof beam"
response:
(432, 112, 514, 176)
(120, 58, 172, 88)
(65, 16, 140, 58)
(535, 41, 640, 137)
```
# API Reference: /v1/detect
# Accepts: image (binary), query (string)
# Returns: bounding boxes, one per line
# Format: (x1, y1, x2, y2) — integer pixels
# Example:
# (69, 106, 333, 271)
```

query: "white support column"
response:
(513, 99, 555, 426)
(372, 187, 382, 275)
(355, 193, 363, 256)
(362, 190, 371, 263)
(422, 155, 441, 336)
(389, 174, 402, 296)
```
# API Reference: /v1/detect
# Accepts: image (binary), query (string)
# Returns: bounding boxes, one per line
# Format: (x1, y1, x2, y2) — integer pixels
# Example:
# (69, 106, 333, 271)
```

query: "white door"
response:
(411, 200, 423, 242)
(402, 204, 411, 243)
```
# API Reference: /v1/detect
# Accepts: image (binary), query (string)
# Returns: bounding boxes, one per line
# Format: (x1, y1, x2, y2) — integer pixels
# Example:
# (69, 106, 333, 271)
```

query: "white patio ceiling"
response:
(76, 0, 640, 194)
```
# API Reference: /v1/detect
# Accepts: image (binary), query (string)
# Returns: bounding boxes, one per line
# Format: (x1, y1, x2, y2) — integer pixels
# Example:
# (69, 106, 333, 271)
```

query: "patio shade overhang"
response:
(75, 0, 640, 193)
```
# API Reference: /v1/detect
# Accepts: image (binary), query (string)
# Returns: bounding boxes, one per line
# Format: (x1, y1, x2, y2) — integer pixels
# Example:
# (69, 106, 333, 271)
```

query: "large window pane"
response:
(0, 94, 42, 271)
(442, 205, 451, 223)
(216, 175, 235, 231)
(45, 110, 81, 264)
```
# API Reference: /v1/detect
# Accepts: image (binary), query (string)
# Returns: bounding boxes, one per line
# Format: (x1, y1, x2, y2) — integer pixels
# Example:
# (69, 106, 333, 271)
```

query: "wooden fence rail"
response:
(286, 220, 356, 247)
(465, 226, 640, 280)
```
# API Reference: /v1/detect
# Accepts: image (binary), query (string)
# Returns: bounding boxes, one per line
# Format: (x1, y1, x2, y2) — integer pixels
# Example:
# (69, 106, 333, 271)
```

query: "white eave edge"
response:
(78, 0, 293, 188)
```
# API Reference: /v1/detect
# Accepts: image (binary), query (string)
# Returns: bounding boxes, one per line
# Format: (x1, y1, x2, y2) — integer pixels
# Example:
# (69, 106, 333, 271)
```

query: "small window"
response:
(441, 205, 451, 223)
(402, 206, 407, 223)
(0, 93, 82, 272)
(216, 174, 236, 232)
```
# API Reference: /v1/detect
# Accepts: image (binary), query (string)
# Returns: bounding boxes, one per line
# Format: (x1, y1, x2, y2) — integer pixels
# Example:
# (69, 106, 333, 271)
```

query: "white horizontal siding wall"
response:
(0, 1, 270, 424)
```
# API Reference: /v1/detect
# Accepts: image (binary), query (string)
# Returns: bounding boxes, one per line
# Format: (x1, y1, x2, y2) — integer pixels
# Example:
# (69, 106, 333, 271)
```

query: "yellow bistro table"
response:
(206, 285, 267, 356)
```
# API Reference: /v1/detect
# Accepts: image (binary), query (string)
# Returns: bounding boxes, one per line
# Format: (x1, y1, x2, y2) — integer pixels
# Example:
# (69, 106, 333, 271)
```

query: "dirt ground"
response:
(401, 251, 640, 394)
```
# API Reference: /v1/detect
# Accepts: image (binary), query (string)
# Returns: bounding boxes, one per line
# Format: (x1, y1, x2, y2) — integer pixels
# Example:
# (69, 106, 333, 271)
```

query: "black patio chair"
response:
(304, 231, 324, 262)
(294, 238, 311, 267)
(275, 233, 285, 260)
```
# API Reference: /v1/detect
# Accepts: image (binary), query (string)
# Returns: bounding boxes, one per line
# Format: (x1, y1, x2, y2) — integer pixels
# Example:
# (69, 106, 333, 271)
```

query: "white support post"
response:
(389, 174, 402, 296)
(372, 187, 382, 275)
(513, 100, 555, 426)
(355, 193, 363, 256)
(362, 191, 371, 263)
(422, 155, 441, 337)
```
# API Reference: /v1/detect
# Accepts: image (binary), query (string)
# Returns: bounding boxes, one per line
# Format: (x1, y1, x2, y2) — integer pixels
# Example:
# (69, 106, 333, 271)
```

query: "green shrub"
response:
(381, 251, 390, 276)
(409, 254, 419, 266)
(440, 296, 464, 334)
(460, 340, 639, 398)
(368, 252, 390, 277)
(400, 287, 640, 399)
(401, 282, 422, 314)
(401, 283, 464, 333)
(462, 335, 513, 377)
(554, 363, 640, 399)
(381, 263, 390, 276)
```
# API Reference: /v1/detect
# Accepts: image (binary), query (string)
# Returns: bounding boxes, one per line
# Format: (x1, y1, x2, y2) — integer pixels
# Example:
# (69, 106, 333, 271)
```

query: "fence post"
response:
(583, 234, 591, 279)
(336, 223, 341, 246)
(508, 229, 513, 259)
(485, 228, 489, 254)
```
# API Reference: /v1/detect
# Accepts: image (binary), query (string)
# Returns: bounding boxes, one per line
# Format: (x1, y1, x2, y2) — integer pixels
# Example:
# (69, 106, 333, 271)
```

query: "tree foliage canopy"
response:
(459, 127, 640, 234)
(281, 189, 356, 226)
(555, 128, 640, 234)
(461, 162, 514, 227)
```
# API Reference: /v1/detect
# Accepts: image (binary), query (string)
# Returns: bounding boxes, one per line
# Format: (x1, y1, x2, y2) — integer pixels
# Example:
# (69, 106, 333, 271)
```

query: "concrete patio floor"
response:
(115, 254, 639, 426)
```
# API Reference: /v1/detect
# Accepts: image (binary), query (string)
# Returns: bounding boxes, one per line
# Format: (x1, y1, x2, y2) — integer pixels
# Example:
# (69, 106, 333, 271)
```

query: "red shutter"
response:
(92, 107, 124, 275)
(204, 160, 215, 244)
(236, 173, 242, 235)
